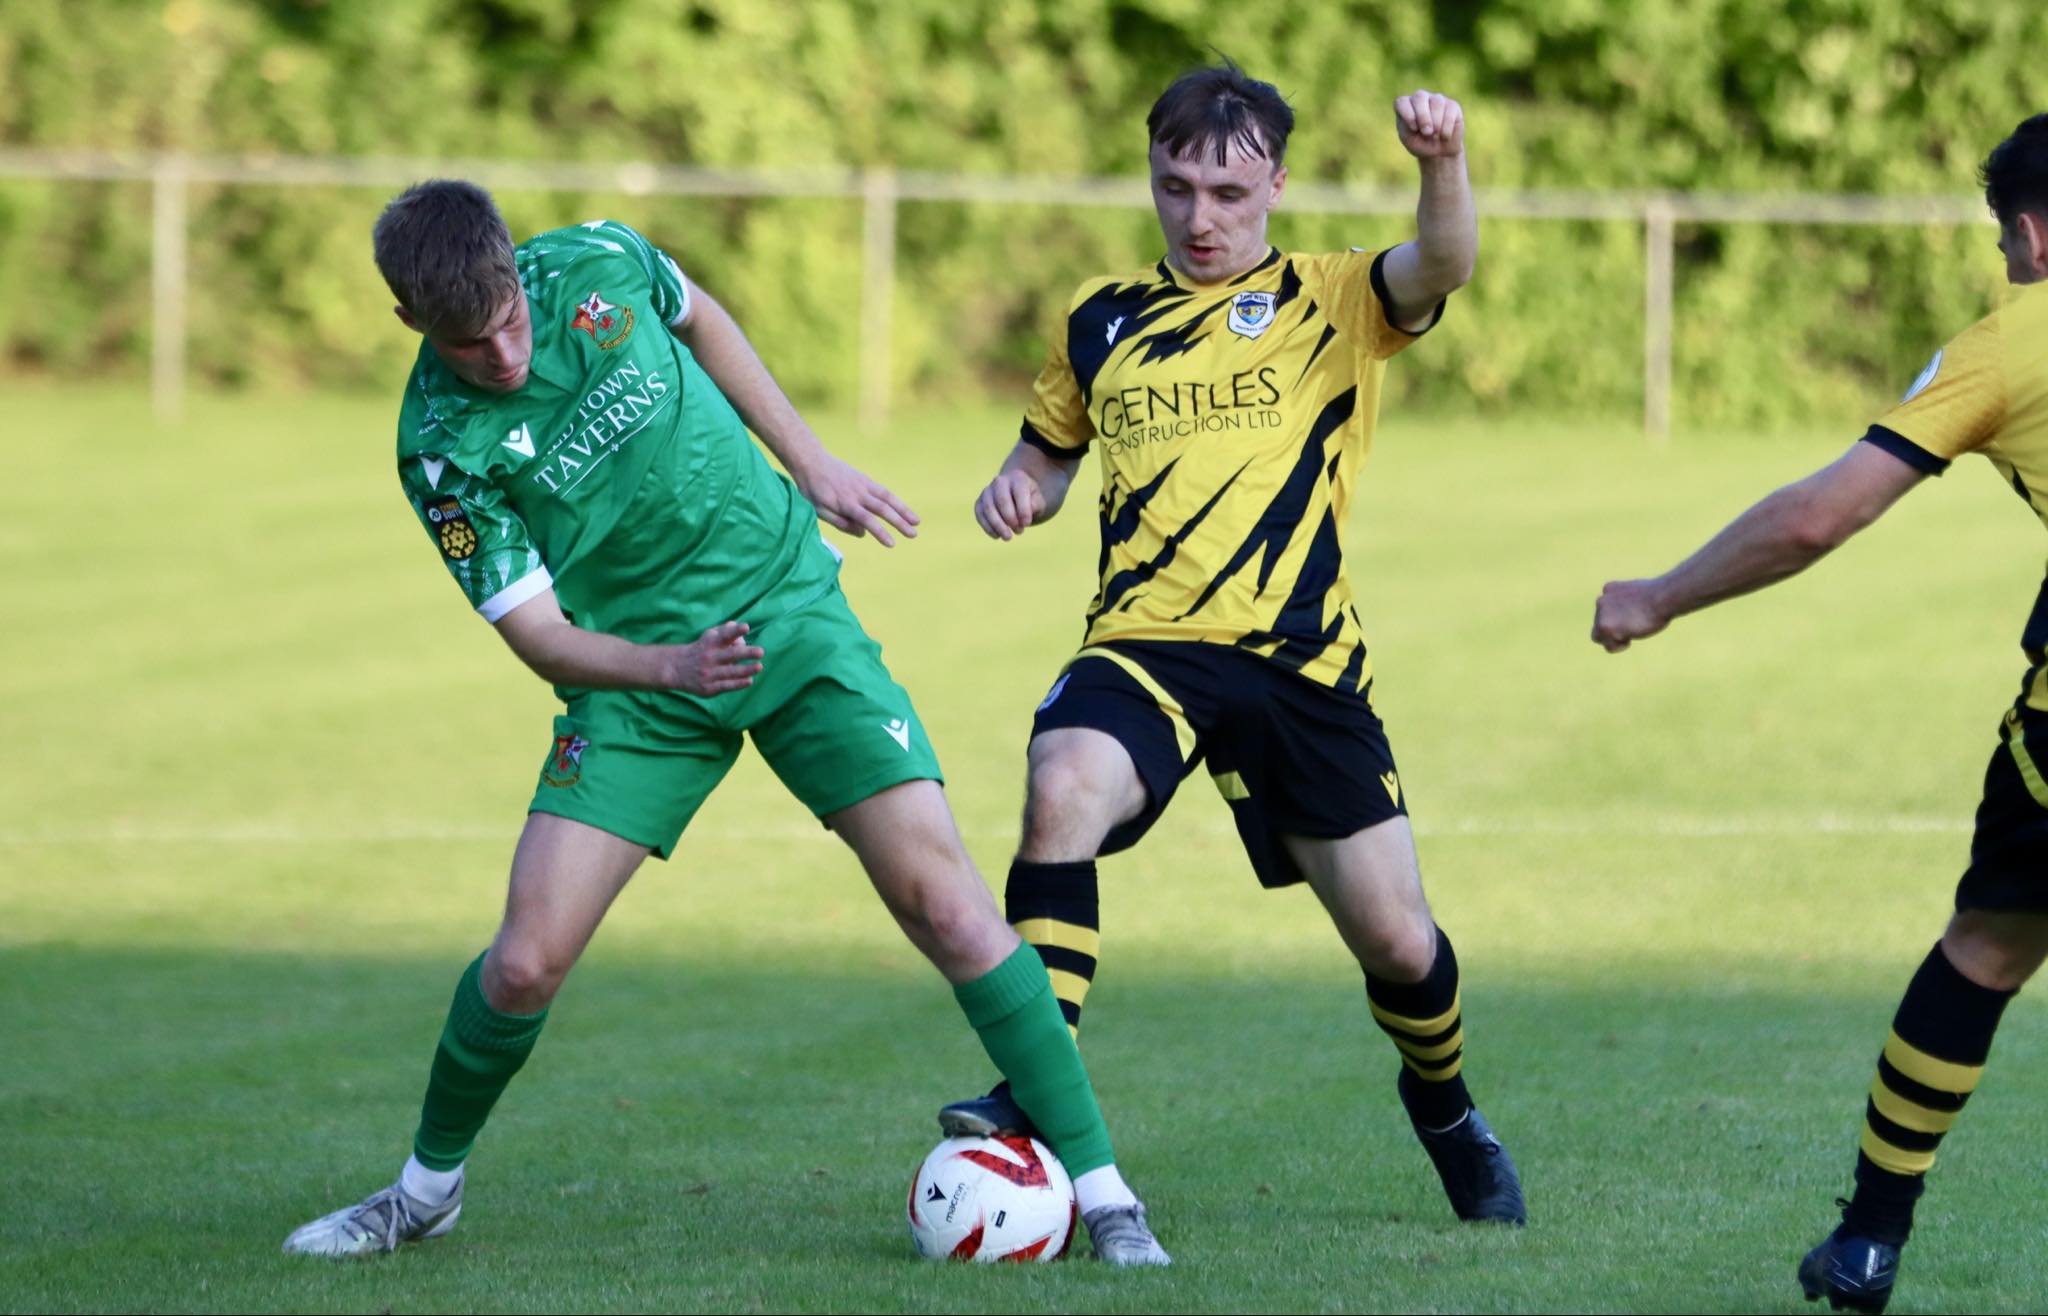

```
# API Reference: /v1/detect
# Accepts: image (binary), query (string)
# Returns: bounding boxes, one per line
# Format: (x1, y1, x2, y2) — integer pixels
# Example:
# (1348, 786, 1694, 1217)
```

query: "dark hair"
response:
(1146, 62, 1295, 166)
(372, 179, 520, 336)
(1981, 113, 2048, 227)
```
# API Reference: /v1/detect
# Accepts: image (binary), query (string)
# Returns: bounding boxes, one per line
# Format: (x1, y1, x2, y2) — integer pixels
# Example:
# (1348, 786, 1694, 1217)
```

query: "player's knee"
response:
(482, 940, 570, 1012)
(1347, 915, 1437, 983)
(918, 892, 1003, 957)
(1021, 753, 1123, 851)
(1943, 911, 2048, 992)
(896, 882, 1011, 974)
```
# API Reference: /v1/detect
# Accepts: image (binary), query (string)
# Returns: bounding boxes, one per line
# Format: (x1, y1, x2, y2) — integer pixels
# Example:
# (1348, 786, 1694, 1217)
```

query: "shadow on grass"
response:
(4, 943, 2044, 1314)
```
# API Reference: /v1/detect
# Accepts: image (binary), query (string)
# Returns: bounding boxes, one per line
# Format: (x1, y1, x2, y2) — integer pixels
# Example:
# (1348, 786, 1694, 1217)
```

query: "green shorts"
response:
(526, 584, 942, 857)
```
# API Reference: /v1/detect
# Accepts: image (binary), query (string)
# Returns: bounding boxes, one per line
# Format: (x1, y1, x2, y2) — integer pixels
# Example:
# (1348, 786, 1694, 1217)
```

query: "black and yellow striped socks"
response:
(1367, 924, 1473, 1130)
(1846, 942, 2015, 1244)
(1004, 859, 1100, 1039)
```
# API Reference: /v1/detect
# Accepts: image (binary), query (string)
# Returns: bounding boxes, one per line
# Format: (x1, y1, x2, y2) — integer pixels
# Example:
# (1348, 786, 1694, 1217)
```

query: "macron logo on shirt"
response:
(504, 423, 535, 459)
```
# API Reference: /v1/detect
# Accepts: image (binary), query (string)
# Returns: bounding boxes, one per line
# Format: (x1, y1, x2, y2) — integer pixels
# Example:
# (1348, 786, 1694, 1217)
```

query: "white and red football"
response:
(906, 1134, 1077, 1262)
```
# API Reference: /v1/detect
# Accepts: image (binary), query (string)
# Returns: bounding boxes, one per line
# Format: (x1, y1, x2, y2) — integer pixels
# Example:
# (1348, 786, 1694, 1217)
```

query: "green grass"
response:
(6, 387, 2048, 1312)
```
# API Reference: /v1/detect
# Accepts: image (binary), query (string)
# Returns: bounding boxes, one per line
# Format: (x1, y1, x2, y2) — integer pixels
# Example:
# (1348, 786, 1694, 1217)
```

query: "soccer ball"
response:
(906, 1135, 1077, 1262)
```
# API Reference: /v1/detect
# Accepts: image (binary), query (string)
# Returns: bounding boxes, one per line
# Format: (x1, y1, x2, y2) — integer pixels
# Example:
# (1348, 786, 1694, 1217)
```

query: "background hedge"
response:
(2, 0, 2039, 425)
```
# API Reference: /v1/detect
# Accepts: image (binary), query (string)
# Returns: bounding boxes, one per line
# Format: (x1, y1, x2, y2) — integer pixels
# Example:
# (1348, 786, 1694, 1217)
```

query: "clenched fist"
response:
(1395, 89, 1465, 160)
(1591, 580, 1671, 653)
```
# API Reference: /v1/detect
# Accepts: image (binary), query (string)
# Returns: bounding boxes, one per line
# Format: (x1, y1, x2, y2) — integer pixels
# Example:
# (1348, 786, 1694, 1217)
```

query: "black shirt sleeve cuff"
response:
(1020, 419, 1084, 457)
(1370, 249, 1445, 337)
(1860, 424, 1949, 476)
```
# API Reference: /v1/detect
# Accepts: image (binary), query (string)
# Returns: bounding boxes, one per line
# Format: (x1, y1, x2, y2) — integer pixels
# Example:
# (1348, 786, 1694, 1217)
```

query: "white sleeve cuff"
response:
(660, 252, 692, 327)
(477, 567, 554, 622)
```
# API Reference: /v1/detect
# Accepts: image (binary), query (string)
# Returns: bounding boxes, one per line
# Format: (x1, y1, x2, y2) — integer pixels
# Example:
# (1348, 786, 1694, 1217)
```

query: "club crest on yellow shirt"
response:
(1228, 290, 1277, 339)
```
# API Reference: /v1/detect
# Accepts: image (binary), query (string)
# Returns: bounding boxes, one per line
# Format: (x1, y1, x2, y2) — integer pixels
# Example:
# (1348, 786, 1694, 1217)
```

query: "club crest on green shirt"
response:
(572, 292, 635, 351)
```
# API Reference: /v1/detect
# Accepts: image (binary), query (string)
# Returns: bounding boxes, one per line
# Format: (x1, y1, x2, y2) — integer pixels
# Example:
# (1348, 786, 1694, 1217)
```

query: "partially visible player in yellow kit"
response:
(1594, 114, 2048, 1315)
(941, 62, 1527, 1230)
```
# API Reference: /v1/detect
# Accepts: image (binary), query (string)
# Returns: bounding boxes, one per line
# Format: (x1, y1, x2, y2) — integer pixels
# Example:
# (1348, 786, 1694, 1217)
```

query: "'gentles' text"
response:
(1097, 367, 1284, 453)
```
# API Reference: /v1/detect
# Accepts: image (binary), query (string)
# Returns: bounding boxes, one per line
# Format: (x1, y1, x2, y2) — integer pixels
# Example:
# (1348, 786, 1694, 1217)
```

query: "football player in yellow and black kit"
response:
(940, 63, 1527, 1230)
(1594, 115, 2048, 1313)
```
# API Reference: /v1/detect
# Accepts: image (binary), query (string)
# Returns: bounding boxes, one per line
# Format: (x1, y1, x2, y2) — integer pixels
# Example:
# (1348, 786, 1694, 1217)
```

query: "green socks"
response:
(412, 952, 549, 1171)
(410, 945, 1108, 1180)
(954, 940, 1115, 1176)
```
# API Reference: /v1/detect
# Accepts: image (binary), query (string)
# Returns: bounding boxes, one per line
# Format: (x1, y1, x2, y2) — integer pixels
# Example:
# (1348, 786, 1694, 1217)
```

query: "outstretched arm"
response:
(1376, 89, 1476, 330)
(494, 587, 764, 694)
(1592, 441, 1927, 652)
(672, 280, 920, 546)
(973, 439, 1083, 541)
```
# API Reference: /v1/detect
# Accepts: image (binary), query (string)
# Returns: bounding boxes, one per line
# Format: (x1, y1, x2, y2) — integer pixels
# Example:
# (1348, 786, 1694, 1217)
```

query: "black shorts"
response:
(1030, 639, 1407, 888)
(1956, 704, 2048, 913)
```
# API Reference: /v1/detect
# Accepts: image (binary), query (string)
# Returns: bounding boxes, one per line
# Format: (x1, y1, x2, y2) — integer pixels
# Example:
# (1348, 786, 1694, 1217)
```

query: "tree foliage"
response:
(2, 0, 2039, 425)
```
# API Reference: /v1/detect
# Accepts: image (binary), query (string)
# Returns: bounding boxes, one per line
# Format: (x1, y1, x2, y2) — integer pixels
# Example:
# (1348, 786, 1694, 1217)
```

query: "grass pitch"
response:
(6, 388, 2048, 1313)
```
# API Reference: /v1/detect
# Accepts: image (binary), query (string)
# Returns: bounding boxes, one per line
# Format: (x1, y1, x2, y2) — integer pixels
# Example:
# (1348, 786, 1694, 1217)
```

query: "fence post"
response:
(1643, 197, 1675, 445)
(858, 167, 897, 433)
(151, 155, 189, 424)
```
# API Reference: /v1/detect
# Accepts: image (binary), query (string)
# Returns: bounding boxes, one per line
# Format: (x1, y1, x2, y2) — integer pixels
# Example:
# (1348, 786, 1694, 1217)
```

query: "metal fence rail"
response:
(0, 147, 1995, 437)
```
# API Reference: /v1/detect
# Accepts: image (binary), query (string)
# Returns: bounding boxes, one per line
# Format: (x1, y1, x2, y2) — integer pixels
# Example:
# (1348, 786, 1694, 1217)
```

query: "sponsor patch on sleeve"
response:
(423, 495, 479, 560)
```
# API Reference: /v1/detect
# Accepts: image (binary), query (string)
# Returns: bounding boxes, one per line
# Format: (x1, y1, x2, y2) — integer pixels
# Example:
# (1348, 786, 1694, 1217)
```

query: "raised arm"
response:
(671, 279, 920, 546)
(974, 439, 1083, 542)
(493, 586, 763, 694)
(1375, 89, 1476, 330)
(1591, 441, 1928, 652)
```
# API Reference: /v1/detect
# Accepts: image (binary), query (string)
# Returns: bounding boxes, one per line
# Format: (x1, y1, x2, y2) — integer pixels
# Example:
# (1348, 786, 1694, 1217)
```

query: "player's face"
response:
(1150, 137, 1286, 284)
(1998, 212, 2048, 286)
(403, 289, 534, 393)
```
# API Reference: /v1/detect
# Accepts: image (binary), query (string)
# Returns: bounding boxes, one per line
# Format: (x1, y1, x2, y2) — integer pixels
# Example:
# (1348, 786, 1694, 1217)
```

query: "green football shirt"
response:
(395, 220, 838, 643)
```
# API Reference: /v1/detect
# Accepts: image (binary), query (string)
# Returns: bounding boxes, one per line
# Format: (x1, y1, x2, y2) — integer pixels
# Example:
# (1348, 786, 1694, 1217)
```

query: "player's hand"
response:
(797, 453, 921, 547)
(1394, 89, 1465, 160)
(974, 469, 1045, 541)
(665, 621, 765, 695)
(1591, 579, 1672, 653)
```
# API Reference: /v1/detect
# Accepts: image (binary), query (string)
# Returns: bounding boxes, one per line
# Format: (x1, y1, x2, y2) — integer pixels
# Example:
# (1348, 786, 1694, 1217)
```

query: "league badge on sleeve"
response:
(1228, 290, 1278, 340)
(423, 495, 479, 560)
(572, 291, 636, 350)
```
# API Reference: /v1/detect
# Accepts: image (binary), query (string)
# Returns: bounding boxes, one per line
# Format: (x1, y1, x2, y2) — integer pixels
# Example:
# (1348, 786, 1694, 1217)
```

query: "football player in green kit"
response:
(281, 180, 1169, 1266)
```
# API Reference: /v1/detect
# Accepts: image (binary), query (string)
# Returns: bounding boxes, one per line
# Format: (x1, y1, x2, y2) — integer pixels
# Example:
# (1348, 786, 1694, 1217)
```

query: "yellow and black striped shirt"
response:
(1864, 281, 2048, 710)
(1021, 247, 1437, 693)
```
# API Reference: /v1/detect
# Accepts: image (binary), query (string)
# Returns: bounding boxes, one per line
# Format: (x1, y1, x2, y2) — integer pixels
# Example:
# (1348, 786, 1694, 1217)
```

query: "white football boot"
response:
(1082, 1202, 1171, 1266)
(282, 1176, 463, 1257)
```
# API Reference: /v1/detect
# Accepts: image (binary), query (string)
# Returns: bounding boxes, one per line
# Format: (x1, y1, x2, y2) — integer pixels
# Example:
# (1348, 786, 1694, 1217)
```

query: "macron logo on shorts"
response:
(882, 718, 911, 751)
